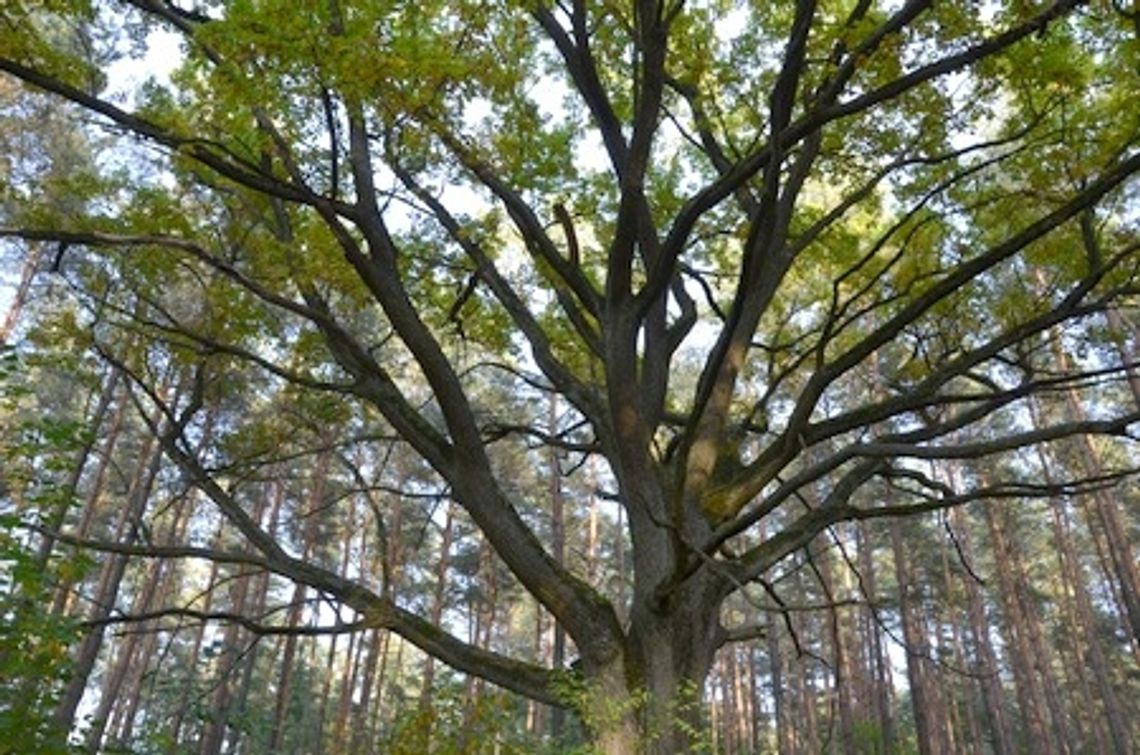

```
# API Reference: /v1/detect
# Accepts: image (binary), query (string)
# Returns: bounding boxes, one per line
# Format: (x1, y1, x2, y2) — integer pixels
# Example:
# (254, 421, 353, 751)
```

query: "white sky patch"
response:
(103, 28, 183, 105)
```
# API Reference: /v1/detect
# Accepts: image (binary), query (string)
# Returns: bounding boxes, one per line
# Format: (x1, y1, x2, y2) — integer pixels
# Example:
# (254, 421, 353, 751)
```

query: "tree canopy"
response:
(1, 0, 1138, 752)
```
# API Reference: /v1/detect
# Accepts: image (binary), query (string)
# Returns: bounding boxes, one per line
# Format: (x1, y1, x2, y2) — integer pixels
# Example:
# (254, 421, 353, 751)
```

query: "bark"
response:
(37, 367, 121, 572)
(199, 479, 273, 755)
(982, 499, 1057, 755)
(856, 521, 894, 752)
(351, 628, 381, 754)
(1004, 508, 1073, 754)
(768, 608, 794, 755)
(952, 506, 1015, 755)
(334, 506, 369, 751)
(1104, 305, 1140, 410)
(889, 519, 950, 755)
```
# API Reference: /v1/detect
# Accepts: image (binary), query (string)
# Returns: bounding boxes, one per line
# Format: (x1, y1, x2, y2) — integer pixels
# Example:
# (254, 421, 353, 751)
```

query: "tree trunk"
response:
(53, 415, 165, 733)
(982, 497, 1058, 755)
(0, 241, 43, 342)
(198, 480, 275, 755)
(952, 506, 1015, 755)
(169, 520, 225, 750)
(1028, 412, 1134, 755)
(818, 542, 857, 755)
(37, 366, 121, 572)
(856, 521, 894, 753)
(1051, 333, 1140, 650)
(268, 451, 329, 752)
(84, 494, 191, 752)
(548, 395, 568, 738)
(768, 606, 795, 755)
(889, 519, 949, 755)
(417, 500, 454, 717)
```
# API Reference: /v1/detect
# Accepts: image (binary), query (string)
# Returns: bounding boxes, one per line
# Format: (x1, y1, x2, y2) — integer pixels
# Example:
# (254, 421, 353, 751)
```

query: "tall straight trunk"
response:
(981, 498, 1057, 755)
(1003, 507, 1073, 754)
(7, 369, 123, 713)
(856, 522, 894, 752)
(50, 383, 128, 617)
(716, 651, 734, 755)
(197, 570, 252, 755)
(795, 638, 820, 755)
(365, 475, 407, 747)
(223, 571, 269, 755)
(748, 644, 762, 754)
(947, 617, 981, 755)
(730, 645, 752, 755)
(334, 504, 368, 751)
(548, 394, 568, 737)
(768, 610, 795, 755)
(222, 483, 280, 755)
(889, 519, 949, 755)
(934, 522, 976, 755)
(37, 367, 121, 571)
(1045, 490, 1118, 755)
(314, 630, 340, 749)
(817, 543, 856, 755)
(527, 602, 545, 738)
(268, 450, 330, 752)
(0, 241, 42, 342)
(1028, 410, 1134, 755)
(333, 628, 364, 752)
(788, 563, 820, 755)
(352, 628, 382, 754)
(417, 500, 455, 714)
(113, 498, 196, 748)
(199, 480, 273, 755)
(53, 410, 165, 733)
(1051, 333, 1140, 649)
(84, 493, 192, 752)
(951, 506, 1015, 755)
(1104, 306, 1140, 410)
(314, 497, 359, 751)
(457, 538, 498, 753)
(170, 521, 225, 750)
